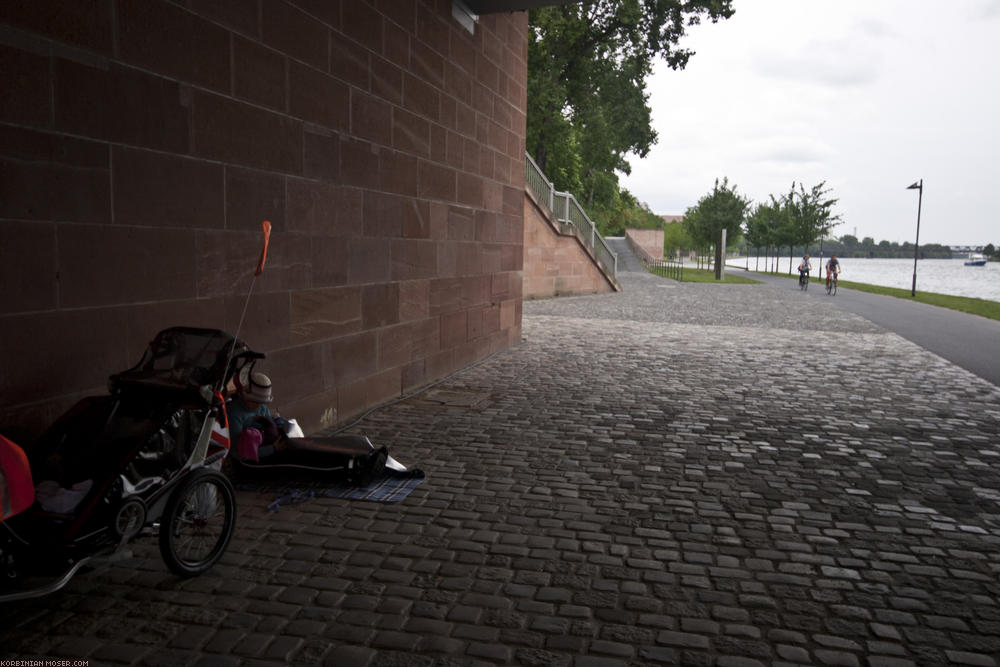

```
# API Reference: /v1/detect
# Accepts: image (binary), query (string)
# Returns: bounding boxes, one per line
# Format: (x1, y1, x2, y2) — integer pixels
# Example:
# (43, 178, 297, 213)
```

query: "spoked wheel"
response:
(830, 279, 837, 296)
(159, 469, 236, 577)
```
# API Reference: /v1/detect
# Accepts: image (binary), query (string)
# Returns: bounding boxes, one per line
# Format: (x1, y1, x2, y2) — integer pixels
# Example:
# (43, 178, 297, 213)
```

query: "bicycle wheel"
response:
(831, 279, 837, 296)
(159, 468, 236, 577)
(826, 280, 832, 295)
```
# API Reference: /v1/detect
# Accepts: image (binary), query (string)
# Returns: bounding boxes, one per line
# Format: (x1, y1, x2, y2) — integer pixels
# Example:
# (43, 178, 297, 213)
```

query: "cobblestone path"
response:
(3, 266, 1000, 666)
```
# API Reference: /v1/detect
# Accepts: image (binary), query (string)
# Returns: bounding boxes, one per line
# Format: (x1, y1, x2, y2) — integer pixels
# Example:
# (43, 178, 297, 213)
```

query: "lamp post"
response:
(906, 179, 923, 297)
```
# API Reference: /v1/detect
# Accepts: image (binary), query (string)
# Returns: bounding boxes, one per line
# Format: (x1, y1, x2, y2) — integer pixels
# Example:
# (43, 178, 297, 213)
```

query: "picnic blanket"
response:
(234, 468, 425, 512)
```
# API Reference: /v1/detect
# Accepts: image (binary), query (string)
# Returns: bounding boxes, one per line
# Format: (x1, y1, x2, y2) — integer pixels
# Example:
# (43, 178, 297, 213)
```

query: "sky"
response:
(619, 0, 1000, 247)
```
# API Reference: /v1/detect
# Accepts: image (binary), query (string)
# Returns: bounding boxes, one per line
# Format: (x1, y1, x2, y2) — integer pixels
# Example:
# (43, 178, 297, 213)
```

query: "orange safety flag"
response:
(254, 220, 272, 277)
(0, 434, 35, 521)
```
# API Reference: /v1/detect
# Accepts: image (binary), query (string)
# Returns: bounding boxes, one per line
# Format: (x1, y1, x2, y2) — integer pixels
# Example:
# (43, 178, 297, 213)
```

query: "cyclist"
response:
(797, 254, 812, 287)
(825, 255, 841, 288)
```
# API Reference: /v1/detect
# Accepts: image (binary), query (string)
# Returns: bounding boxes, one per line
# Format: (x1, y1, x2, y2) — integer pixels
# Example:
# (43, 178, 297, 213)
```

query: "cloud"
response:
(740, 136, 837, 166)
(752, 38, 882, 87)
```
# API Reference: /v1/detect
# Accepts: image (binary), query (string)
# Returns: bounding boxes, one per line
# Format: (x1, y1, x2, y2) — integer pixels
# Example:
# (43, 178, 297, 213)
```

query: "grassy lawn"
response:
(647, 265, 762, 284)
(831, 278, 1000, 321)
(775, 271, 1000, 322)
(681, 267, 762, 284)
(651, 265, 1000, 322)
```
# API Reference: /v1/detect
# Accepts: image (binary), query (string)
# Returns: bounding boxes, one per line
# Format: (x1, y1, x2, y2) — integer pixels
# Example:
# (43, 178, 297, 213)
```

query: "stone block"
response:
(190, 0, 259, 36)
(445, 60, 473, 107)
(379, 149, 419, 197)
(351, 90, 393, 146)
(327, 331, 377, 385)
(392, 239, 438, 281)
(381, 18, 410, 68)
(233, 36, 287, 111)
(440, 310, 467, 349)
(371, 55, 404, 106)
(330, 31, 370, 90)
(290, 286, 362, 345)
(411, 39, 444, 89)
(339, 138, 381, 190)
(403, 73, 440, 122)
(113, 147, 223, 229)
(303, 128, 341, 183)
(118, 0, 230, 92)
(55, 60, 189, 153)
(2, 0, 114, 54)
(0, 158, 109, 224)
(347, 237, 392, 285)
(226, 167, 285, 232)
(289, 62, 350, 132)
(309, 235, 350, 287)
(0, 221, 57, 315)
(378, 322, 414, 371)
(401, 200, 433, 240)
(59, 224, 196, 307)
(192, 91, 302, 173)
(264, 343, 327, 404)
(0, 308, 130, 406)
(286, 178, 360, 236)
(362, 191, 404, 238)
(361, 282, 400, 329)
(398, 280, 430, 322)
(0, 44, 51, 127)
(341, 1, 383, 51)
(262, 0, 329, 71)
(392, 108, 431, 157)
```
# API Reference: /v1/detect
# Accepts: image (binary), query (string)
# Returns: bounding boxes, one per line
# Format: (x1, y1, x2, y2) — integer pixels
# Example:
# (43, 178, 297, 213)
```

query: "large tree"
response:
(528, 1, 734, 226)
(783, 181, 841, 273)
(684, 177, 750, 279)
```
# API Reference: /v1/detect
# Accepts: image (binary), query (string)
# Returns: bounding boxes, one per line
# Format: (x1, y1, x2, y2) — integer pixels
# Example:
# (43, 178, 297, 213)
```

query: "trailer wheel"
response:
(159, 469, 236, 577)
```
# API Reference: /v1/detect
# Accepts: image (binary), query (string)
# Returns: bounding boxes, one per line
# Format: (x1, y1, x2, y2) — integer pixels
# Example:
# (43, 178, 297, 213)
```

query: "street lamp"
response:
(906, 179, 923, 297)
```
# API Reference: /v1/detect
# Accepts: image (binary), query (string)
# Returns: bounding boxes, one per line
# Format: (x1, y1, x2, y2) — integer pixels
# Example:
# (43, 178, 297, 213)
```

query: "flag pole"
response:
(219, 220, 271, 393)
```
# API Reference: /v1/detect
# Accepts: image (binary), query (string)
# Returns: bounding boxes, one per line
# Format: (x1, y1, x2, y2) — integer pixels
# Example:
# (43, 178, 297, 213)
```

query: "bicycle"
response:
(799, 272, 809, 291)
(825, 272, 838, 296)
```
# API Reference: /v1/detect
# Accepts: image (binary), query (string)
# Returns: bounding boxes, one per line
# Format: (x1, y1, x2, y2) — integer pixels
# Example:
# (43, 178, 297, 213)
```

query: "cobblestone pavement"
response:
(4, 265, 1000, 667)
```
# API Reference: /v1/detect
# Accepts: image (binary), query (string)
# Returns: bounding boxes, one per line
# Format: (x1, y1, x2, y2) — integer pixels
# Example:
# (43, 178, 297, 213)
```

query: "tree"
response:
(528, 1, 735, 224)
(783, 181, 841, 273)
(745, 197, 783, 272)
(684, 178, 750, 279)
(662, 219, 694, 258)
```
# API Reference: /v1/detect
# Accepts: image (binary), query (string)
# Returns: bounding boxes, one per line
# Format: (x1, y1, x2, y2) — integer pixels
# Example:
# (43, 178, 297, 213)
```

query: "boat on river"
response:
(964, 253, 988, 266)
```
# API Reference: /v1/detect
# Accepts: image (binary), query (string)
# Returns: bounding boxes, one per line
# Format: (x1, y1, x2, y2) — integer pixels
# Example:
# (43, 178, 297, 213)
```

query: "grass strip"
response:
(765, 271, 1000, 322)
(656, 265, 1000, 321)
(831, 278, 1000, 321)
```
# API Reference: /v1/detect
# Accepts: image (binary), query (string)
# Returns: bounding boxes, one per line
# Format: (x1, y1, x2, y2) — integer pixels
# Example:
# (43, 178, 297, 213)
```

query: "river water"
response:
(726, 256, 1000, 303)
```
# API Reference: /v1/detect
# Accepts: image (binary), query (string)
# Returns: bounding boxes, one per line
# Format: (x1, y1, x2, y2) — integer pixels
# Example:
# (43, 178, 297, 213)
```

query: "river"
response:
(726, 256, 1000, 303)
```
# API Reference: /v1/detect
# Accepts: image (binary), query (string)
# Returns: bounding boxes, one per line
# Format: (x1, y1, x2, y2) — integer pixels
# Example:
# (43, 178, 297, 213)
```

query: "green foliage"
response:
(663, 221, 694, 256)
(784, 181, 841, 247)
(683, 177, 749, 247)
(744, 196, 786, 252)
(528, 1, 734, 224)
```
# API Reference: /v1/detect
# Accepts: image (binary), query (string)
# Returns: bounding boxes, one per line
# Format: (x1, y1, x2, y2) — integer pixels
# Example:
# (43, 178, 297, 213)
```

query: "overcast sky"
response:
(619, 0, 1000, 247)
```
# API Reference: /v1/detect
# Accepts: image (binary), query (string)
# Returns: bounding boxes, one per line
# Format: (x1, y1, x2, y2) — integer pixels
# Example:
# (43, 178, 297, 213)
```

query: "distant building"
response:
(661, 215, 685, 224)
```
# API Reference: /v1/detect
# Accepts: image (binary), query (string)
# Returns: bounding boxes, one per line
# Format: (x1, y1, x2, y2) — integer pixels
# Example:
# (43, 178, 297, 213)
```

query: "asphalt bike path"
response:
(733, 267, 1000, 387)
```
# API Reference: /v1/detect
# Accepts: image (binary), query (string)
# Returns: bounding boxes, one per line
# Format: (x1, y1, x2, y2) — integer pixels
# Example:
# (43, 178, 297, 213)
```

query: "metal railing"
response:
(645, 259, 684, 281)
(525, 153, 618, 277)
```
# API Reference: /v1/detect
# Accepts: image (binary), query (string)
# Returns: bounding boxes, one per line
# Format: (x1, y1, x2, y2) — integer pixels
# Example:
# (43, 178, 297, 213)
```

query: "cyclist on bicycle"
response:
(797, 254, 811, 283)
(826, 255, 841, 287)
